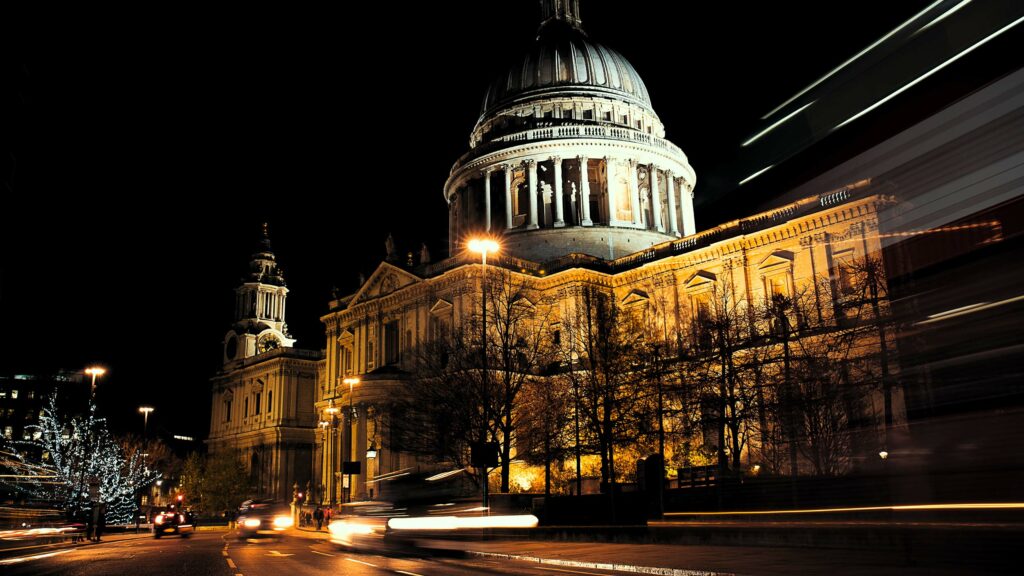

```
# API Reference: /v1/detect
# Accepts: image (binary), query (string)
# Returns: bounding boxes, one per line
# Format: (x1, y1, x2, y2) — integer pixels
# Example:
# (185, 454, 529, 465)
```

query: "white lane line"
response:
(345, 557, 379, 567)
(222, 550, 229, 556)
(395, 571, 424, 576)
(310, 550, 334, 557)
(466, 551, 733, 576)
(226, 558, 237, 569)
(0, 549, 74, 565)
(536, 566, 612, 576)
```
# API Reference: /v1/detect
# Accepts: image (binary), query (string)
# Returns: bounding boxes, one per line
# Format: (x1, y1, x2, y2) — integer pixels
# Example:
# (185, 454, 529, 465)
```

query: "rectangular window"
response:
(267, 390, 272, 414)
(385, 321, 400, 365)
(543, 110, 553, 119)
(244, 397, 249, 417)
(3, 426, 10, 439)
(27, 390, 34, 399)
(10, 390, 17, 399)
(255, 392, 261, 415)
(621, 115, 628, 124)
(603, 111, 612, 121)
(583, 109, 594, 120)
(226, 400, 232, 422)
(563, 108, 573, 119)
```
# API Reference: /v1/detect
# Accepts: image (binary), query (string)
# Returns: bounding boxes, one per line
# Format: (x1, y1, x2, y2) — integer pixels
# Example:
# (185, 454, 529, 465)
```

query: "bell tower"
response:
(222, 223, 296, 365)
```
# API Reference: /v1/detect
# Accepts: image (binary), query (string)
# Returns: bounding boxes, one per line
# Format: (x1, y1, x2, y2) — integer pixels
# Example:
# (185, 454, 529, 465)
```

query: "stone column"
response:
(553, 156, 565, 227)
(579, 155, 593, 226)
(605, 157, 619, 225)
(666, 171, 679, 236)
(630, 160, 642, 227)
(650, 164, 663, 232)
(503, 165, 513, 230)
(682, 185, 696, 236)
(527, 159, 539, 230)
(356, 405, 367, 499)
(484, 167, 493, 232)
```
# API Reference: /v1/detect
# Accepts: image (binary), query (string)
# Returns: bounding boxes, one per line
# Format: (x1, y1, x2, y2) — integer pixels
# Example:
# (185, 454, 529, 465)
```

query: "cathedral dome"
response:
(480, 20, 653, 118)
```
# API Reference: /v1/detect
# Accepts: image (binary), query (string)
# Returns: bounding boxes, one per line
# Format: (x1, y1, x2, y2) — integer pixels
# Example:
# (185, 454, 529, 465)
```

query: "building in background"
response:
(207, 226, 321, 502)
(315, 1, 901, 502)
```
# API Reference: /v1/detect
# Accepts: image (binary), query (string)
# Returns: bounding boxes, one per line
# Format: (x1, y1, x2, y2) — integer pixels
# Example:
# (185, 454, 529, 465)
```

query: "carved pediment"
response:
(684, 270, 717, 289)
(349, 262, 422, 307)
(430, 299, 453, 315)
(759, 250, 794, 270)
(338, 329, 355, 344)
(511, 294, 536, 310)
(621, 289, 650, 307)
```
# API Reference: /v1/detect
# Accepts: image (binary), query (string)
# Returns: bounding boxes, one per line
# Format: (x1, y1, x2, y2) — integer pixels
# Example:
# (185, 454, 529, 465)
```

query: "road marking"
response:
(536, 566, 612, 576)
(0, 549, 74, 565)
(226, 558, 237, 569)
(310, 550, 334, 557)
(466, 551, 733, 576)
(346, 557, 379, 567)
(395, 571, 424, 576)
(222, 550, 229, 556)
(266, 550, 294, 557)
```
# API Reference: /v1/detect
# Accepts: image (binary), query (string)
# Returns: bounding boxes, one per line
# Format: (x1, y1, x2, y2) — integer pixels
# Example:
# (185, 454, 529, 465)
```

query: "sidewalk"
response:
(0, 530, 151, 561)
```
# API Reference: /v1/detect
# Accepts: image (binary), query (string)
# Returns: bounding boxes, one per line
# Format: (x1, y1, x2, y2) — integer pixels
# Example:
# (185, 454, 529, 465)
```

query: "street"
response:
(0, 532, 682, 576)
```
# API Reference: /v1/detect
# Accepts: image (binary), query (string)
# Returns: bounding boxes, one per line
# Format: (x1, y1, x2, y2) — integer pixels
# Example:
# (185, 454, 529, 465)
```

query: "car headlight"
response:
(154, 514, 164, 525)
(272, 516, 294, 529)
(242, 518, 261, 528)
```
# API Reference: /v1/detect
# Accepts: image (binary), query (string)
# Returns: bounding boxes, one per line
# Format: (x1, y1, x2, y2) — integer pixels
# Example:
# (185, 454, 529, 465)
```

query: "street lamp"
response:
(324, 403, 339, 508)
(342, 377, 360, 503)
(77, 366, 105, 518)
(138, 406, 154, 436)
(85, 366, 106, 398)
(468, 237, 499, 512)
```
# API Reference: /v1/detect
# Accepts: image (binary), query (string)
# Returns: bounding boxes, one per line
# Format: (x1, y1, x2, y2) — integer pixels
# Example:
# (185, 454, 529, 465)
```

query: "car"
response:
(328, 501, 394, 551)
(152, 508, 194, 539)
(236, 500, 293, 539)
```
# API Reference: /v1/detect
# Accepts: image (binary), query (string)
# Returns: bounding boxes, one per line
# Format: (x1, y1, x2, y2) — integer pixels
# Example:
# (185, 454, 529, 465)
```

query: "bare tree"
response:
(561, 285, 655, 488)
(387, 269, 554, 494)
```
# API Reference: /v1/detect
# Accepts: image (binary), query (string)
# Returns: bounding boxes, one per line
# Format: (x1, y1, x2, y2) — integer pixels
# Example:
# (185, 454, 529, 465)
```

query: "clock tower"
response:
(222, 223, 297, 365)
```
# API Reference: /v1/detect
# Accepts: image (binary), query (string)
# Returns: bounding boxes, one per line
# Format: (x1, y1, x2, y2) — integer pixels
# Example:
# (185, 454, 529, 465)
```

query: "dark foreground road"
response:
(0, 531, 685, 576)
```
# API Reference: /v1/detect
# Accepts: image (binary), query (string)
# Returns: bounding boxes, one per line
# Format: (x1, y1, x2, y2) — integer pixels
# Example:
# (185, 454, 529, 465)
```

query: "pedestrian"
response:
(85, 506, 95, 542)
(314, 506, 323, 531)
(94, 503, 106, 542)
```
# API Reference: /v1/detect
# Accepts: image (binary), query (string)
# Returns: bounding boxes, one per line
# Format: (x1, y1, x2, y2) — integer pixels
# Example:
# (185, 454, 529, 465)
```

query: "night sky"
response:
(3, 2, 939, 440)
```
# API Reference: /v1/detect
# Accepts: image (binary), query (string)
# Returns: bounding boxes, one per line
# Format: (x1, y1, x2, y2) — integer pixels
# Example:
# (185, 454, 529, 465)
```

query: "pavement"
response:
(0, 523, 228, 561)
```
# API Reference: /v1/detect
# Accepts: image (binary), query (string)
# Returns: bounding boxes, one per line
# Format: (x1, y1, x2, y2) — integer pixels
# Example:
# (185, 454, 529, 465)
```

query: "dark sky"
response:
(2, 1, 939, 439)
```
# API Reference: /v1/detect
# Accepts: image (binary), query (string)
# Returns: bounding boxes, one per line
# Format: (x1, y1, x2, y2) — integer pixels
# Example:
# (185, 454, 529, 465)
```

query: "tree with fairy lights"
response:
(5, 394, 160, 523)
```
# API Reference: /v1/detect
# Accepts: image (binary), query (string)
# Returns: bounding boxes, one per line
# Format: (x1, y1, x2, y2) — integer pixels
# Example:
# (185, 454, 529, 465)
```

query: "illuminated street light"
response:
(468, 237, 500, 513)
(879, 450, 889, 460)
(138, 406, 154, 436)
(84, 366, 106, 398)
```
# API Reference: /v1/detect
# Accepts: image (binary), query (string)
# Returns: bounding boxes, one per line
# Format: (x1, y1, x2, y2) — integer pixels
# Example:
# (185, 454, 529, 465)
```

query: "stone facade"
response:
(207, 227, 322, 502)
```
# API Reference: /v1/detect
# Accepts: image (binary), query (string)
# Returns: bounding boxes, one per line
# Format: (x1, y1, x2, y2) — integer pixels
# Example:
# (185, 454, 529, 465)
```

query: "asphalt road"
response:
(0, 532, 660, 576)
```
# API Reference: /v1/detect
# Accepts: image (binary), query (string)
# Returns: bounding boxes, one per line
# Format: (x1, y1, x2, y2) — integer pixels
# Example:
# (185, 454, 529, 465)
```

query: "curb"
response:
(465, 550, 735, 576)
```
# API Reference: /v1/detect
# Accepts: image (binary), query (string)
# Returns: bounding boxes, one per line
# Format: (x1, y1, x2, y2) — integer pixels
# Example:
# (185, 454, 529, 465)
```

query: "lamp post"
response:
(468, 237, 499, 512)
(342, 377, 360, 504)
(138, 406, 154, 437)
(324, 403, 339, 508)
(78, 366, 105, 518)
